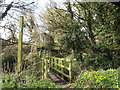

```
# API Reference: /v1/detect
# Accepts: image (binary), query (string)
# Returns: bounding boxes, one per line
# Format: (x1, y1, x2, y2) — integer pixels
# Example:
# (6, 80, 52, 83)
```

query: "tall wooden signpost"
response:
(17, 16, 23, 73)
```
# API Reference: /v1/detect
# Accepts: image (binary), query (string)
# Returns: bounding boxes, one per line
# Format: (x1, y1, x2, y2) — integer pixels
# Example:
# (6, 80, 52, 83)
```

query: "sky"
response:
(0, 0, 66, 41)
(0, 0, 119, 41)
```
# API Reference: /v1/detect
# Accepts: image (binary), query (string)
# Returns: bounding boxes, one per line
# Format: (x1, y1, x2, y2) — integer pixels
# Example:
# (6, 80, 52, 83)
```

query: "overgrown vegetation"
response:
(42, 2, 120, 70)
(2, 74, 61, 88)
(68, 68, 119, 88)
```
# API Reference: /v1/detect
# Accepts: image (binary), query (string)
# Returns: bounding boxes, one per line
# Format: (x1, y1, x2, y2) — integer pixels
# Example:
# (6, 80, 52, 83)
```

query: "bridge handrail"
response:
(42, 56, 76, 82)
(46, 56, 76, 62)
(50, 65, 71, 79)
(48, 61, 70, 70)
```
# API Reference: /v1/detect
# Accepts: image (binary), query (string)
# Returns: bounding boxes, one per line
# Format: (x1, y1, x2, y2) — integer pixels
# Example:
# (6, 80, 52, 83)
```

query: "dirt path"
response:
(48, 72, 70, 88)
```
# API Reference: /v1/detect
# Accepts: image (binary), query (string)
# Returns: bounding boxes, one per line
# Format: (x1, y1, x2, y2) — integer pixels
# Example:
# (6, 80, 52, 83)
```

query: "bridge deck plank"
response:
(48, 72, 70, 88)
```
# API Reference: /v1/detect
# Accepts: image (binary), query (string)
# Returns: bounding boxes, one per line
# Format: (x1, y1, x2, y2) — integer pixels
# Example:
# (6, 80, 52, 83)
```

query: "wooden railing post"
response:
(61, 60, 64, 79)
(47, 57, 50, 73)
(41, 58, 44, 79)
(44, 58, 47, 79)
(69, 58, 72, 82)
(55, 59, 57, 71)
(50, 58, 53, 71)
(57, 59, 58, 70)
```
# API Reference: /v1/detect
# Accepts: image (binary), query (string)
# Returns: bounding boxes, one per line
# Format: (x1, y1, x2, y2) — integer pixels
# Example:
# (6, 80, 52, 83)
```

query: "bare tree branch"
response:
(0, 2, 13, 20)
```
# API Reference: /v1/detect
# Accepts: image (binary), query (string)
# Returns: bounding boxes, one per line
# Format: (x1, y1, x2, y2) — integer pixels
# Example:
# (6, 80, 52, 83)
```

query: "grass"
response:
(2, 73, 61, 89)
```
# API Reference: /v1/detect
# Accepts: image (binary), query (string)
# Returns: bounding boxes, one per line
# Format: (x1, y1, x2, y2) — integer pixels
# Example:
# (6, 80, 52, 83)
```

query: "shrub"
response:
(69, 68, 119, 88)
(83, 43, 120, 70)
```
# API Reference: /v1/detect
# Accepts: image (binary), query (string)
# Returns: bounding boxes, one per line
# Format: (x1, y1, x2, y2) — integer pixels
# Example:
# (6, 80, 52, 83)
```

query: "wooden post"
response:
(61, 60, 64, 79)
(17, 16, 23, 73)
(56, 59, 58, 70)
(44, 58, 47, 79)
(53, 58, 54, 67)
(47, 57, 50, 73)
(55, 59, 57, 70)
(0, 34, 2, 75)
(42, 58, 44, 79)
(69, 58, 72, 82)
(52, 58, 54, 71)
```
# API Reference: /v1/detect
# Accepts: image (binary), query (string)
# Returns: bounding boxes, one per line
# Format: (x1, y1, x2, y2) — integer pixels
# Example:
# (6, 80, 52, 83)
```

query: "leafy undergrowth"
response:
(68, 68, 119, 88)
(2, 74, 61, 88)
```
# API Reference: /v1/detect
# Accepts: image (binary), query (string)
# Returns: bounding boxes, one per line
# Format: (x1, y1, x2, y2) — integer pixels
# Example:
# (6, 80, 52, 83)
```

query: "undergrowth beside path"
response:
(68, 68, 119, 88)
(1, 68, 120, 89)
(2, 74, 61, 88)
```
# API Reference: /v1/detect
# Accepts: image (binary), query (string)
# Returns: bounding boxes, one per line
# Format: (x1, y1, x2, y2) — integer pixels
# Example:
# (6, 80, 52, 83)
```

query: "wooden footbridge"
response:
(40, 56, 76, 83)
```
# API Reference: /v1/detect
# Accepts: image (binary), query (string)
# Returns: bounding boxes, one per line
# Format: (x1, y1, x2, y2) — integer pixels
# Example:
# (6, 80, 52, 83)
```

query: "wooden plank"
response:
(46, 56, 76, 62)
(50, 66, 71, 79)
(50, 57, 70, 62)
(53, 62, 69, 70)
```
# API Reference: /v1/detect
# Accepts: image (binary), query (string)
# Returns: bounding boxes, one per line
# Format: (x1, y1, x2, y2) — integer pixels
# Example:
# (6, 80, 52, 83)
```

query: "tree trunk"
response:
(87, 10, 96, 45)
